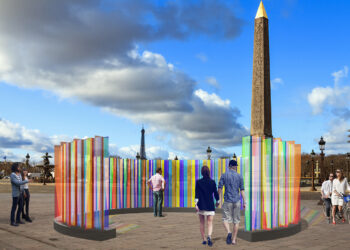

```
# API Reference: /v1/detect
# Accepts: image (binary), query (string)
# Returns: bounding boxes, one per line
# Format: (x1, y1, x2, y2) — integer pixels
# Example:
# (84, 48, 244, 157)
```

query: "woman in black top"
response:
(195, 166, 220, 247)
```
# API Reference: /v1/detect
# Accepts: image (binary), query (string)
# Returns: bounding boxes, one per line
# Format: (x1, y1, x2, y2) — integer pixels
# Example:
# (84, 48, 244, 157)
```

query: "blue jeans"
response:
(11, 195, 23, 223)
(323, 198, 331, 217)
(153, 190, 163, 216)
(22, 189, 30, 219)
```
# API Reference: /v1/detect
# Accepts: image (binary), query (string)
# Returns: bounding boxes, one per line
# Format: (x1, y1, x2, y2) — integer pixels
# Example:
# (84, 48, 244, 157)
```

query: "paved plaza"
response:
(0, 191, 349, 250)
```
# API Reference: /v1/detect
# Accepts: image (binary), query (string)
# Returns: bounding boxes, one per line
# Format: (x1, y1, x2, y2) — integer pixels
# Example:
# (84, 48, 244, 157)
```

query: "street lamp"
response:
(318, 136, 326, 183)
(310, 149, 316, 191)
(330, 160, 334, 174)
(233, 153, 237, 161)
(136, 152, 140, 160)
(25, 153, 30, 168)
(346, 152, 350, 178)
(207, 146, 212, 160)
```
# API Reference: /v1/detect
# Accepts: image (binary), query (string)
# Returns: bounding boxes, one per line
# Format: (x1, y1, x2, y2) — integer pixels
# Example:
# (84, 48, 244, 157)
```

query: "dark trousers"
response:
(153, 190, 163, 216)
(11, 195, 23, 223)
(324, 198, 332, 217)
(22, 189, 30, 219)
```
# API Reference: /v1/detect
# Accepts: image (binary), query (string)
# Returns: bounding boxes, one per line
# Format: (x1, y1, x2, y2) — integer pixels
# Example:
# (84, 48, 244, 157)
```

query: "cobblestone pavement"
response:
(0, 193, 349, 250)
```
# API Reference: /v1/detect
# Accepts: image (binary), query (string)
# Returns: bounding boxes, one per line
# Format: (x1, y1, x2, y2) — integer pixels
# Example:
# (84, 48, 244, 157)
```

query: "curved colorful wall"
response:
(54, 135, 300, 233)
(241, 136, 301, 231)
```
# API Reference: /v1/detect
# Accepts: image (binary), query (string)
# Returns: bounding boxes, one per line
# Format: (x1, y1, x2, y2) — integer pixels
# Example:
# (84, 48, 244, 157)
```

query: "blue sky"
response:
(0, 0, 349, 162)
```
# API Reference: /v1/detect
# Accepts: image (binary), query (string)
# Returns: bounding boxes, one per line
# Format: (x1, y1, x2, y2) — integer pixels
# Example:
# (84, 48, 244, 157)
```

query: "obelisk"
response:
(250, 1, 272, 138)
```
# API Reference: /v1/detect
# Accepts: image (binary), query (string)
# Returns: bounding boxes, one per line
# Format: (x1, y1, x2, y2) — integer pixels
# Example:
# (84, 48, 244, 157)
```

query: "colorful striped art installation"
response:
(54, 136, 111, 230)
(54, 136, 242, 231)
(241, 136, 301, 231)
(54, 135, 301, 233)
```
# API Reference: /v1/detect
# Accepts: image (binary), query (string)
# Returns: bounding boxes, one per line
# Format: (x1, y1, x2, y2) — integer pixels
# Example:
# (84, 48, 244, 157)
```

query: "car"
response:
(4, 176, 10, 179)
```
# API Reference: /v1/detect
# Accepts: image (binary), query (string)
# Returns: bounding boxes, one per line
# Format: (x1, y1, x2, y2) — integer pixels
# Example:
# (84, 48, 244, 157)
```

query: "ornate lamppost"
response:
(25, 153, 30, 168)
(318, 137, 326, 183)
(207, 146, 212, 160)
(136, 152, 140, 160)
(310, 149, 316, 191)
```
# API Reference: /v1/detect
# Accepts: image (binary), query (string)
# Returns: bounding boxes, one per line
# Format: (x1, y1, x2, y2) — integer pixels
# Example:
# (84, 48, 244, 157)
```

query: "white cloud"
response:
(271, 77, 284, 89)
(307, 86, 335, 114)
(0, 1, 248, 158)
(196, 53, 208, 62)
(307, 66, 350, 115)
(332, 66, 348, 84)
(307, 66, 350, 154)
(194, 89, 230, 108)
(206, 76, 220, 89)
(321, 119, 350, 155)
(1, 46, 248, 157)
(0, 148, 22, 162)
(0, 118, 69, 153)
(110, 144, 170, 160)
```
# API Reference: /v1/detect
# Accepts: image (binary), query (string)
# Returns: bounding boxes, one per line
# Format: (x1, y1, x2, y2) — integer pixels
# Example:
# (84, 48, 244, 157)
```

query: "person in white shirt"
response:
(321, 173, 334, 222)
(332, 169, 350, 224)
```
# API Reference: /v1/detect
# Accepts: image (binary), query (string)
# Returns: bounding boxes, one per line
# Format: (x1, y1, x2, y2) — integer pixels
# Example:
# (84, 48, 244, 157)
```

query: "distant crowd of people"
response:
(147, 160, 244, 246)
(10, 163, 32, 226)
(321, 168, 350, 224)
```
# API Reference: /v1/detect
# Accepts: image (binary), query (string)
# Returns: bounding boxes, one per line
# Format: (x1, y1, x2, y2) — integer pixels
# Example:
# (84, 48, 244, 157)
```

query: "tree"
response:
(40, 152, 54, 185)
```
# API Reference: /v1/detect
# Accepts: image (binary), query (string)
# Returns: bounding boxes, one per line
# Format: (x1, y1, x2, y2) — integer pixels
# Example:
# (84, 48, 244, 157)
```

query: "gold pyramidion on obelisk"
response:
(255, 1, 268, 19)
(250, 1, 272, 138)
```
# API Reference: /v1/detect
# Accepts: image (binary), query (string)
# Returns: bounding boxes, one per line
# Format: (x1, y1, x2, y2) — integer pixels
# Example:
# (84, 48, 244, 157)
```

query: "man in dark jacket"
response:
(10, 163, 28, 226)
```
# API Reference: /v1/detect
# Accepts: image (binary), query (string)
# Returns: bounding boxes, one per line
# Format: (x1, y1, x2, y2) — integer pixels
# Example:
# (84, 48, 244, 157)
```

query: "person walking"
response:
(321, 173, 334, 223)
(218, 160, 246, 245)
(332, 169, 350, 224)
(147, 167, 166, 217)
(195, 166, 219, 247)
(21, 169, 32, 222)
(10, 163, 28, 226)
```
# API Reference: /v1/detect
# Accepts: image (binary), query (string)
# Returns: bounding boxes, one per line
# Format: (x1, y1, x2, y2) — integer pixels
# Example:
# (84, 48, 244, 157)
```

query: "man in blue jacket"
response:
(10, 163, 28, 226)
(218, 160, 246, 245)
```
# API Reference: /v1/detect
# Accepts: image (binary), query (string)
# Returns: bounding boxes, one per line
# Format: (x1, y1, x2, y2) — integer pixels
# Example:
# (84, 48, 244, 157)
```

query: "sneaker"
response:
(207, 237, 213, 247)
(16, 221, 25, 224)
(158, 215, 165, 217)
(25, 217, 32, 223)
(226, 233, 232, 245)
(202, 241, 207, 245)
(10, 222, 18, 227)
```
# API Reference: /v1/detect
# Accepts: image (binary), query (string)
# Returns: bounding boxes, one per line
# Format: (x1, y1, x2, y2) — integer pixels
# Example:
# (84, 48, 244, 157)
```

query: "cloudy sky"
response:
(0, 0, 349, 162)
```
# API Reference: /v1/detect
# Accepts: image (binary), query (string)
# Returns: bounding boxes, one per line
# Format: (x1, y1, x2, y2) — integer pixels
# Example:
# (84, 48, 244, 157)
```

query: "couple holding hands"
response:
(195, 160, 245, 246)
(147, 160, 245, 247)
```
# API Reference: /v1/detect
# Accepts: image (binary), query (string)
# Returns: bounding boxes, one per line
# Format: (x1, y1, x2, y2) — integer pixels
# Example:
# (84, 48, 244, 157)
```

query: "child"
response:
(21, 169, 32, 222)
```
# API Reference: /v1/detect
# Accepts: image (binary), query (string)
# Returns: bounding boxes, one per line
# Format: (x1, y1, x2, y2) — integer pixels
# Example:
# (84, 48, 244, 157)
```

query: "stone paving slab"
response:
(0, 193, 349, 250)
